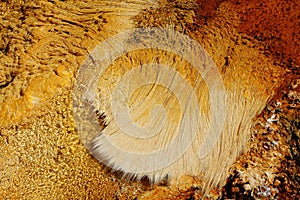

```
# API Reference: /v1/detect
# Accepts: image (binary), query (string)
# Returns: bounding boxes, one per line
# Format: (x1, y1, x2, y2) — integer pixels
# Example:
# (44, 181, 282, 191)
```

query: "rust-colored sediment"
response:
(232, 0, 300, 67)
(194, 0, 300, 67)
(194, 0, 225, 24)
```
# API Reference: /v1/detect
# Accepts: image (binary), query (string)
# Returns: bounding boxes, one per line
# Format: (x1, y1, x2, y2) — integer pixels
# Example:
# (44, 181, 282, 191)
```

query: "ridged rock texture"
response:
(0, 0, 298, 199)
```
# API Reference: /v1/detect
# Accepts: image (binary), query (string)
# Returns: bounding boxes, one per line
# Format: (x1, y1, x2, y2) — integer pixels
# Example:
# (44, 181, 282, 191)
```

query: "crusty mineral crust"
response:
(0, 0, 298, 199)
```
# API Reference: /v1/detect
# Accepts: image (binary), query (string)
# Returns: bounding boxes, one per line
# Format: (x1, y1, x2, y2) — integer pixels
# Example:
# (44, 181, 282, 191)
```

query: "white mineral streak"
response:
(72, 0, 272, 196)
